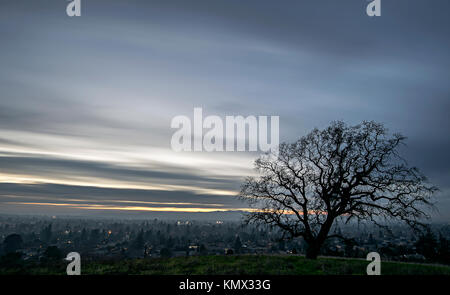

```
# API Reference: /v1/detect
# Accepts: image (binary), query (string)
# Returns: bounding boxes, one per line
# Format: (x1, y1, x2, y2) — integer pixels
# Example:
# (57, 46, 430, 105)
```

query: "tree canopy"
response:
(240, 121, 437, 259)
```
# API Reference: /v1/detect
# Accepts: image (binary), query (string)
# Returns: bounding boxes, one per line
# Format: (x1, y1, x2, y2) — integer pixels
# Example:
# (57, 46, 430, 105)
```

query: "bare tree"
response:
(240, 121, 437, 259)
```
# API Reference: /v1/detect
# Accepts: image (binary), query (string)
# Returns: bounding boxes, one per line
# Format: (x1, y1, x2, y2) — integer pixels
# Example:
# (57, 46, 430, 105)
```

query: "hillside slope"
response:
(2, 255, 450, 275)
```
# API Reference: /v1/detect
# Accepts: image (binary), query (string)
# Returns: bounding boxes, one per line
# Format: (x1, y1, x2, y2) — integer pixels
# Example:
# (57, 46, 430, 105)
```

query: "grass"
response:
(2, 255, 450, 275)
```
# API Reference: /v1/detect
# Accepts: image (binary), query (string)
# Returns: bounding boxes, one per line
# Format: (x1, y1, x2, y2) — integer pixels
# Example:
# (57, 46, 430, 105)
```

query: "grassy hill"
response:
(2, 255, 450, 275)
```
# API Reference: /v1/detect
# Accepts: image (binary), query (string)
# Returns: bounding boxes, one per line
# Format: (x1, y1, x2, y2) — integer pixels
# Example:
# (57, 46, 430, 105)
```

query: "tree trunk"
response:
(305, 241, 321, 259)
(305, 217, 334, 259)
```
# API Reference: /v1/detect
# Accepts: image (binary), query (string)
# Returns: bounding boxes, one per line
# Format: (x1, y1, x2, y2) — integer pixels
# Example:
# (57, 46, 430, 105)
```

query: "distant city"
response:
(1, 215, 449, 266)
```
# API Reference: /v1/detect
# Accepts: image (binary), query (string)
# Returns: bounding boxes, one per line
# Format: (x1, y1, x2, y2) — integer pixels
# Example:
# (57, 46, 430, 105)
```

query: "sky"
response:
(0, 0, 449, 220)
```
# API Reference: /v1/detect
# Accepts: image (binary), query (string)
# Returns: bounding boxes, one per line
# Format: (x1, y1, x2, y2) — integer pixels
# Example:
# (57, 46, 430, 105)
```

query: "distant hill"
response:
(2, 255, 450, 275)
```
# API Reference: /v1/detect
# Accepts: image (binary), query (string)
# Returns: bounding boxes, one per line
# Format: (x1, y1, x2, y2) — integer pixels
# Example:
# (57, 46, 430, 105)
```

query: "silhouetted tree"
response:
(79, 228, 88, 242)
(234, 236, 242, 253)
(344, 239, 357, 257)
(3, 234, 23, 253)
(160, 247, 172, 258)
(415, 230, 438, 261)
(225, 248, 234, 255)
(199, 244, 207, 255)
(132, 229, 145, 250)
(0, 252, 23, 268)
(278, 239, 285, 251)
(89, 229, 101, 244)
(240, 121, 437, 259)
(42, 246, 63, 262)
(437, 233, 450, 264)
(40, 224, 52, 243)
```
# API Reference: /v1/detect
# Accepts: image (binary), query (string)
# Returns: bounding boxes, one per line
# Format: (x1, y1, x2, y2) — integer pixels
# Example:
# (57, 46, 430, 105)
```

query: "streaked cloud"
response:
(0, 0, 449, 219)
